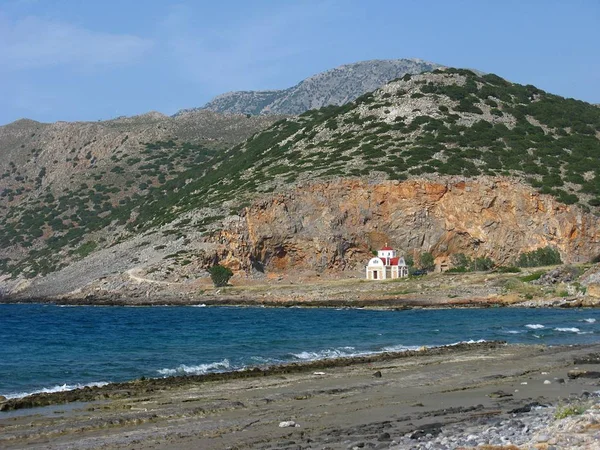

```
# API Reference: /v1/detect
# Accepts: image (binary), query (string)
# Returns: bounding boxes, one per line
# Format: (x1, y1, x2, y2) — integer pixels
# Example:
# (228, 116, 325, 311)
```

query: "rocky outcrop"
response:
(200, 59, 442, 115)
(210, 178, 600, 273)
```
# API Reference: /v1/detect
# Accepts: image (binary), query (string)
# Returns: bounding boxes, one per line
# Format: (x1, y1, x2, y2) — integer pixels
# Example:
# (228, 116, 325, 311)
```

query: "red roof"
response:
(381, 246, 393, 251)
(389, 257, 400, 266)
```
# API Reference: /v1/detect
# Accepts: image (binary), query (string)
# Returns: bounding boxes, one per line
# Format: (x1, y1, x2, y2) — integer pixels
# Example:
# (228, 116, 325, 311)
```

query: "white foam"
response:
(555, 327, 580, 333)
(526, 324, 545, 329)
(3, 381, 109, 400)
(157, 359, 230, 376)
(292, 340, 488, 363)
(292, 347, 361, 361)
(445, 339, 487, 346)
(581, 318, 596, 323)
(506, 330, 524, 334)
(381, 344, 421, 352)
(190, 304, 206, 307)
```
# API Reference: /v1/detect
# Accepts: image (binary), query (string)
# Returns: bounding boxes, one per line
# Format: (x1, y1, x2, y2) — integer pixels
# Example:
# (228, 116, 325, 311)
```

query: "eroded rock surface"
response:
(211, 178, 600, 273)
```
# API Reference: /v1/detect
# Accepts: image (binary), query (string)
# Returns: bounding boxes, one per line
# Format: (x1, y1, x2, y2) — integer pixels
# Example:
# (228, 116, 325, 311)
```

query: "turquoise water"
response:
(1, 304, 599, 399)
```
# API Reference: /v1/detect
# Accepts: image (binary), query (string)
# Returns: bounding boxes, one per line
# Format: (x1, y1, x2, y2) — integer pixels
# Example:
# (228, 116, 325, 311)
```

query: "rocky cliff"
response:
(211, 178, 600, 273)
(199, 59, 442, 115)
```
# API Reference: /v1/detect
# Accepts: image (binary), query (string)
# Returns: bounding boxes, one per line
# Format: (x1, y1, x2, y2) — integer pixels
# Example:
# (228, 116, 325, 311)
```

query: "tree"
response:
(451, 253, 471, 270)
(208, 264, 233, 287)
(419, 252, 435, 272)
(517, 246, 562, 268)
(471, 257, 494, 271)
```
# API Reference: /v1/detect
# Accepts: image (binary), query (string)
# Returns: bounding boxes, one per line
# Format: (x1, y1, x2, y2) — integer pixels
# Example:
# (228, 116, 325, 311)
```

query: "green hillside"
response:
(1, 68, 599, 278)
(220, 68, 600, 208)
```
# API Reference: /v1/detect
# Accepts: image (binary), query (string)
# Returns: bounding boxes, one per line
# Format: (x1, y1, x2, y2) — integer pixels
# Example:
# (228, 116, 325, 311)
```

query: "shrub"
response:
(450, 253, 471, 271)
(496, 266, 521, 273)
(554, 402, 588, 419)
(450, 253, 494, 272)
(419, 252, 435, 271)
(519, 271, 546, 282)
(471, 257, 494, 271)
(208, 264, 233, 287)
(517, 246, 562, 267)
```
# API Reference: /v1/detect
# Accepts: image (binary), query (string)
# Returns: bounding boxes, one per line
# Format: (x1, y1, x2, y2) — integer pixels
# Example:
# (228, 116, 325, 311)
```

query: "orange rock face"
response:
(210, 178, 600, 273)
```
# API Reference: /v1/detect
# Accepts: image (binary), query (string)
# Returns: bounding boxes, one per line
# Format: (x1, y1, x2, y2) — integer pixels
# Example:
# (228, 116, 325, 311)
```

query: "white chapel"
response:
(365, 245, 409, 280)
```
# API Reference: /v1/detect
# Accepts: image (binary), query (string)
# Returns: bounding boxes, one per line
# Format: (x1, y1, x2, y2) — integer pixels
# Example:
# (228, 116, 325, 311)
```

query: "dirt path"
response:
(126, 268, 172, 285)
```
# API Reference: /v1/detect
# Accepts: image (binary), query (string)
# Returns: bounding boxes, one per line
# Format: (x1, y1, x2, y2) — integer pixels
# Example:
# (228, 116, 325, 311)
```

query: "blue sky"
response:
(0, 0, 598, 125)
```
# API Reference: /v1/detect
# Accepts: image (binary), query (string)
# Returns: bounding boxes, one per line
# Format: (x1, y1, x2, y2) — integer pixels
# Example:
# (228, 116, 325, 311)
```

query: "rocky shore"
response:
(4, 263, 599, 310)
(2, 343, 600, 449)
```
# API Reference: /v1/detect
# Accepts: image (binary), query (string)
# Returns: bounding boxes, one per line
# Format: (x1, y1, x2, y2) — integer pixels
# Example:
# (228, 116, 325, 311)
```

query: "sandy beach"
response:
(1, 342, 600, 449)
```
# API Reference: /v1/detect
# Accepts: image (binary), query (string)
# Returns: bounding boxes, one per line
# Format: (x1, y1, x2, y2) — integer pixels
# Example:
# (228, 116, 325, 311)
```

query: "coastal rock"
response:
(279, 420, 300, 428)
(574, 353, 600, 365)
(587, 283, 600, 298)
(377, 432, 391, 441)
(567, 370, 600, 379)
(488, 390, 513, 398)
(211, 178, 600, 274)
(531, 266, 580, 285)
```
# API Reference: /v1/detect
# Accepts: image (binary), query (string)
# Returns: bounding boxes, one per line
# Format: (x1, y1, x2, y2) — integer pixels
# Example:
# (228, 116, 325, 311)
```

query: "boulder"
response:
(567, 370, 600, 379)
(586, 283, 600, 298)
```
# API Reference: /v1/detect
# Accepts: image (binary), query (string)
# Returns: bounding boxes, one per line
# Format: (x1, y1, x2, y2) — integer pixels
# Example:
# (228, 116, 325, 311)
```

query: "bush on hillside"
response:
(449, 253, 494, 272)
(418, 252, 435, 271)
(208, 264, 233, 287)
(516, 246, 562, 268)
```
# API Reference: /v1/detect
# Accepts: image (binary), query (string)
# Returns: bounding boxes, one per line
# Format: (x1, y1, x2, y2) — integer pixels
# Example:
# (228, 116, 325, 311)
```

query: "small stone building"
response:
(365, 245, 409, 280)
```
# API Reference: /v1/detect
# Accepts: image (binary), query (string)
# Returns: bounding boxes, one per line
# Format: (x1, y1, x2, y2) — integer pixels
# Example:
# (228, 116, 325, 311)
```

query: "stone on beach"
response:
(488, 390, 513, 398)
(568, 369, 600, 379)
(279, 420, 299, 428)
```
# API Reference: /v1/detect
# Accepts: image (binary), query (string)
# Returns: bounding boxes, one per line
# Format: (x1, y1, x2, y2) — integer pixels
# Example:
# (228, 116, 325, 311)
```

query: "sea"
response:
(1, 304, 599, 399)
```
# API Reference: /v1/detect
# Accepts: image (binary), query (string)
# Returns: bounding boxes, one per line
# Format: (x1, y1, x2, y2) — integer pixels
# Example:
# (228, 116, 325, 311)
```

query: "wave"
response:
(555, 327, 580, 333)
(581, 318, 596, 323)
(292, 339, 490, 362)
(381, 344, 422, 352)
(190, 304, 207, 307)
(291, 347, 365, 361)
(505, 330, 525, 334)
(3, 381, 109, 400)
(445, 339, 487, 346)
(525, 324, 545, 329)
(157, 359, 230, 376)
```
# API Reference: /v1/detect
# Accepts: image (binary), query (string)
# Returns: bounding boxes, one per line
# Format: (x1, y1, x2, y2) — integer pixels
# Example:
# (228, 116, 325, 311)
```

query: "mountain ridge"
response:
(196, 58, 443, 115)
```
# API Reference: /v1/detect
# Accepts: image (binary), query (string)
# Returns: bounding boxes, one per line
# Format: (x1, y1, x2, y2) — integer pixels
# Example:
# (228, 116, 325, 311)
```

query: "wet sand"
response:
(1, 342, 600, 449)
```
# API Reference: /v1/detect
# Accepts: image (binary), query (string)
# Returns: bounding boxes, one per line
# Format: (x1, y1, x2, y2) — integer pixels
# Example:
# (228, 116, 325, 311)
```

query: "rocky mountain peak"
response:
(196, 58, 443, 116)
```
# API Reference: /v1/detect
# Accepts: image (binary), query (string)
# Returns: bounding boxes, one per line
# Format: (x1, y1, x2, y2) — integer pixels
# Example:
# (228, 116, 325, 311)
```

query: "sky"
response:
(0, 0, 598, 125)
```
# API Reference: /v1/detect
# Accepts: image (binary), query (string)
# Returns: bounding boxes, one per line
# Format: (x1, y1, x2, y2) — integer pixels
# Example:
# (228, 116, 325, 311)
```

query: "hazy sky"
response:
(0, 0, 598, 125)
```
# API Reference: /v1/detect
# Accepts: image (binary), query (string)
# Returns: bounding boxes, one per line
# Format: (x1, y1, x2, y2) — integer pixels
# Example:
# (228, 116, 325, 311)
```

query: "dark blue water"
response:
(1, 304, 599, 398)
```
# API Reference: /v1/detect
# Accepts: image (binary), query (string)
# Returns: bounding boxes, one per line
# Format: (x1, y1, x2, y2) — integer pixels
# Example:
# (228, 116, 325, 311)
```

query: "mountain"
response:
(198, 59, 443, 115)
(0, 110, 281, 279)
(2, 67, 600, 300)
(190, 68, 600, 275)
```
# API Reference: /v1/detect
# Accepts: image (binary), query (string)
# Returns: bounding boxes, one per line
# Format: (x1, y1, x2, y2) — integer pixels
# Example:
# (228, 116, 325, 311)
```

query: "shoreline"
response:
(2, 341, 600, 449)
(4, 264, 599, 310)
(0, 340, 506, 412)
(1, 295, 596, 309)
